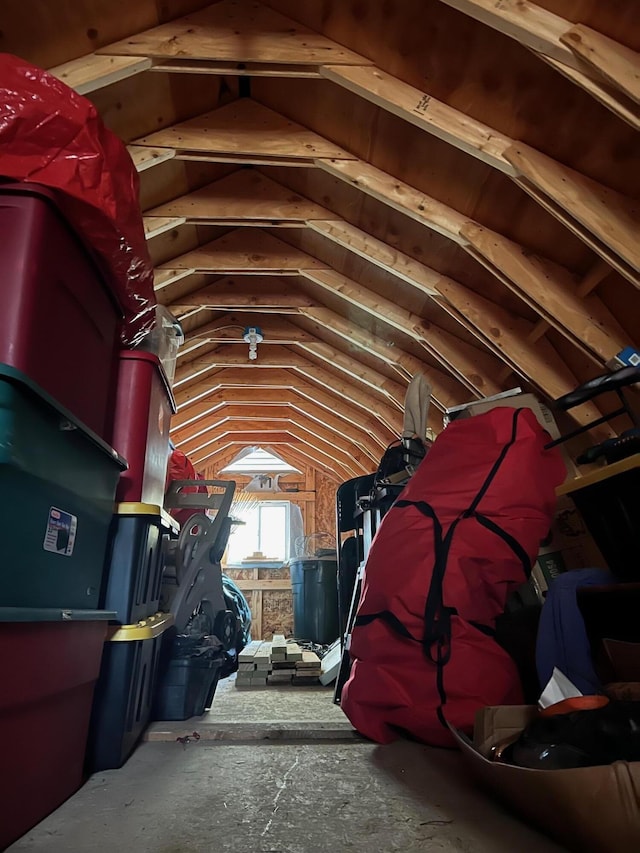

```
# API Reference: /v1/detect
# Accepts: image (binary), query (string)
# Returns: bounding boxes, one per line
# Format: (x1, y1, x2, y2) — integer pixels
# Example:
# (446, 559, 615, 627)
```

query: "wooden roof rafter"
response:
(169, 384, 395, 451)
(435, 0, 640, 130)
(170, 398, 384, 464)
(189, 426, 360, 480)
(175, 410, 374, 472)
(173, 366, 404, 436)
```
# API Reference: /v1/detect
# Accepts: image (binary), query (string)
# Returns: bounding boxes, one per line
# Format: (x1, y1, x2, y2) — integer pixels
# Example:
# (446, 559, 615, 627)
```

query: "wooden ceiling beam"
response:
(301, 268, 500, 399)
(128, 145, 175, 173)
(150, 59, 322, 78)
(174, 366, 404, 436)
(134, 99, 354, 166)
(169, 282, 315, 312)
(196, 440, 345, 484)
(434, 278, 614, 437)
(189, 427, 360, 480)
(561, 25, 640, 106)
(319, 66, 638, 276)
(170, 385, 394, 450)
(295, 305, 454, 408)
(505, 144, 640, 288)
(177, 412, 373, 472)
(143, 217, 186, 239)
(461, 224, 630, 363)
(49, 53, 151, 95)
(148, 169, 332, 224)
(187, 344, 408, 410)
(316, 156, 634, 361)
(157, 227, 329, 273)
(321, 64, 513, 174)
(171, 400, 382, 464)
(435, 1, 639, 129)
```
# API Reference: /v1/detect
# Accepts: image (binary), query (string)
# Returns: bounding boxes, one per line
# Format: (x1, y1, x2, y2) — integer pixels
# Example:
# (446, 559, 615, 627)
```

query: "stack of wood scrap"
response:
(267, 637, 303, 685)
(294, 651, 322, 685)
(235, 640, 271, 688)
(235, 636, 323, 687)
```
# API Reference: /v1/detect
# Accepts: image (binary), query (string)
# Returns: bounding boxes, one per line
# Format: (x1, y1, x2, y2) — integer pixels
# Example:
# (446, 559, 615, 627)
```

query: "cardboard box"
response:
(535, 494, 608, 579)
(452, 705, 640, 853)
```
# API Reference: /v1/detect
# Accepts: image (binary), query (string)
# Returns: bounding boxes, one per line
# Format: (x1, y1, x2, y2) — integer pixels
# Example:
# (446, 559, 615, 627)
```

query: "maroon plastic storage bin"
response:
(0, 183, 122, 439)
(111, 351, 177, 505)
(0, 608, 112, 849)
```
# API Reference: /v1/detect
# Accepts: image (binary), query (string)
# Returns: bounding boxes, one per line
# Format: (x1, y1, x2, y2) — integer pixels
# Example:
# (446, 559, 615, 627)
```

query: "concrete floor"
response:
(8, 675, 567, 853)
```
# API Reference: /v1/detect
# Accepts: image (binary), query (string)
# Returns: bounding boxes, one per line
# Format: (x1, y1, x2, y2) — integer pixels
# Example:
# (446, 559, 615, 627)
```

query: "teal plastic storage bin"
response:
(290, 558, 340, 645)
(0, 364, 126, 609)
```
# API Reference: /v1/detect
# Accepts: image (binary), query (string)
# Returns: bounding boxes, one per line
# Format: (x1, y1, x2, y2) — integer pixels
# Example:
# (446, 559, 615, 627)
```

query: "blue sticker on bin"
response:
(43, 507, 77, 556)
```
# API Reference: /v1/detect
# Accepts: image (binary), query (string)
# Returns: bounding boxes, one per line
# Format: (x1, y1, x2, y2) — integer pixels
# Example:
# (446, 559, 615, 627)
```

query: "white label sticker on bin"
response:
(43, 507, 77, 557)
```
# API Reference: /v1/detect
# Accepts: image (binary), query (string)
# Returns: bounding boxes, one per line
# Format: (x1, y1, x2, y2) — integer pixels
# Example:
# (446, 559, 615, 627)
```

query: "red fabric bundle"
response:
(166, 450, 208, 527)
(341, 407, 567, 747)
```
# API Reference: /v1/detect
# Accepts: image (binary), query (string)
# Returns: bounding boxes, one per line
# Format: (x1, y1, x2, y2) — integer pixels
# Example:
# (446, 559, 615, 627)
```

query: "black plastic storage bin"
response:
(101, 503, 174, 623)
(153, 655, 225, 721)
(290, 558, 340, 645)
(86, 613, 174, 772)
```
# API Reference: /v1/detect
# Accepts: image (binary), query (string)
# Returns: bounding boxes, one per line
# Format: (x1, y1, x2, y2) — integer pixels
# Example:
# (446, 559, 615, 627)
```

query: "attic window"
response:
(220, 446, 301, 475)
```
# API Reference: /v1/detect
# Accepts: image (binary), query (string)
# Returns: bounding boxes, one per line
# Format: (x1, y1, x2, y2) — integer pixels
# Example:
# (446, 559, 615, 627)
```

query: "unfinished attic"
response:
(0, 0, 640, 851)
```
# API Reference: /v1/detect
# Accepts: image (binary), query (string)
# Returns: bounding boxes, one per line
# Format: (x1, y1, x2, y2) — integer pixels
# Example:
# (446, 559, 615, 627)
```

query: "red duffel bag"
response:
(341, 407, 567, 747)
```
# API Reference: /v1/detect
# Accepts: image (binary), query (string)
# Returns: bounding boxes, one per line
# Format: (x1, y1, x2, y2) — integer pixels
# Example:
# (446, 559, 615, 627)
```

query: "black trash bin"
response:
(290, 558, 339, 645)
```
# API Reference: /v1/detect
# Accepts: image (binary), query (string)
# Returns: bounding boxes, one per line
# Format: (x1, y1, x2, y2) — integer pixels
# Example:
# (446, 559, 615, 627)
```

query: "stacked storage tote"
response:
(86, 331, 181, 771)
(0, 184, 126, 850)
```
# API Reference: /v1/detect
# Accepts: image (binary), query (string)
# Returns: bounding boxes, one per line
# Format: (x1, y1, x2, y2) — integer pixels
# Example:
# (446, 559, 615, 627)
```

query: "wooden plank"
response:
(128, 145, 175, 172)
(177, 411, 374, 471)
(98, 0, 372, 66)
(505, 143, 640, 284)
(186, 421, 368, 476)
(144, 216, 186, 239)
(154, 268, 194, 291)
(237, 492, 316, 503)
(461, 223, 629, 362)
(49, 53, 151, 94)
(235, 579, 291, 591)
(174, 366, 404, 436)
(135, 99, 354, 162)
(432, 278, 609, 432)
(437, 2, 639, 127)
(561, 25, 640, 106)
(157, 228, 330, 272)
(150, 59, 322, 78)
(172, 401, 381, 464)
(169, 384, 391, 452)
(251, 589, 263, 643)
(301, 268, 501, 399)
(321, 65, 514, 174)
(188, 344, 408, 409)
(436, 0, 576, 66)
(297, 304, 455, 414)
(307, 219, 439, 295)
(149, 170, 332, 223)
(538, 54, 640, 132)
(169, 286, 314, 311)
(316, 158, 466, 245)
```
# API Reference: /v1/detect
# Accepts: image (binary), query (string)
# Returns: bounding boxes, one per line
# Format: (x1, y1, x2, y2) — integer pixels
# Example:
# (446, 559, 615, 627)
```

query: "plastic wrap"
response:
(0, 53, 156, 345)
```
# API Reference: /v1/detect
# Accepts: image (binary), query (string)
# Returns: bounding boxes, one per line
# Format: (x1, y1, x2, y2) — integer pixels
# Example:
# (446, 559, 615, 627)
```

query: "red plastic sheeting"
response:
(0, 53, 155, 345)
